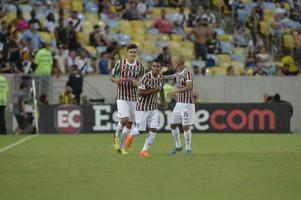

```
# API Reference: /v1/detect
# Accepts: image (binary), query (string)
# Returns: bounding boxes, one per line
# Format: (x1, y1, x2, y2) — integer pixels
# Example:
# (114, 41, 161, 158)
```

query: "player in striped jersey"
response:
(110, 44, 144, 154)
(165, 56, 195, 155)
(125, 59, 167, 157)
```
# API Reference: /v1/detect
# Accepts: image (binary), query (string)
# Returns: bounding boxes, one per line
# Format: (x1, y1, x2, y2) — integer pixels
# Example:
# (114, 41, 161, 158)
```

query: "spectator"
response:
(156, 46, 172, 68)
(256, 46, 271, 69)
(89, 25, 106, 47)
(172, 4, 187, 35)
(66, 50, 77, 72)
(123, 1, 142, 20)
(294, 29, 301, 64)
(206, 31, 221, 54)
(187, 18, 212, 61)
(44, 13, 57, 32)
(66, 10, 82, 32)
(28, 10, 42, 31)
(227, 65, 235, 76)
(66, 21, 80, 51)
(59, 86, 76, 104)
(15, 11, 29, 31)
(251, 0, 263, 22)
(66, 67, 83, 104)
(201, 7, 216, 27)
(75, 50, 94, 75)
(55, 19, 68, 47)
(7, 32, 22, 73)
(34, 42, 53, 75)
(153, 9, 173, 34)
(281, 53, 299, 75)
(22, 22, 42, 52)
(0, 51, 11, 73)
(233, 24, 251, 47)
(0, 74, 8, 134)
(137, 0, 150, 18)
(54, 44, 68, 75)
(98, 52, 109, 74)
(13, 82, 31, 134)
(248, 33, 264, 53)
(245, 49, 257, 69)
(89, 57, 99, 75)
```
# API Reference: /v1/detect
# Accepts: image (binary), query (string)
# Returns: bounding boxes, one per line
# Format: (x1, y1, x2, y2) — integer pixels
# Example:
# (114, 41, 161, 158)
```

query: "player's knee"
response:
(126, 121, 132, 129)
(183, 125, 190, 131)
(170, 124, 177, 129)
(121, 117, 129, 126)
(149, 128, 157, 133)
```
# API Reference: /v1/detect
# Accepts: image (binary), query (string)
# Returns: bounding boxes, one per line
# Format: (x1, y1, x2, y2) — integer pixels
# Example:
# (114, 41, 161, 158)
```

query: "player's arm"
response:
(110, 60, 122, 85)
(163, 74, 176, 80)
(138, 87, 161, 97)
(159, 87, 168, 109)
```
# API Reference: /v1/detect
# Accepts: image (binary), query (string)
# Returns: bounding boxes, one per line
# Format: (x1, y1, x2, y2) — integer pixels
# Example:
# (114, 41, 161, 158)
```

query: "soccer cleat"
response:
(113, 138, 120, 150)
(170, 146, 183, 155)
(125, 134, 133, 148)
(140, 150, 151, 157)
(185, 149, 192, 155)
(119, 148, 129, 155)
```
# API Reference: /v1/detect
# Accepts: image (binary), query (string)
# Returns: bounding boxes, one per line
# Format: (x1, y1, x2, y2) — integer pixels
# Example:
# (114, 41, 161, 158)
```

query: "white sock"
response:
(142, 131, 156, 151)
(130, 127, 140, 137)
(184, 129, 192, 150)
(171, 127, 182, 148)
(115, 122, 124, 138)
(120, 127, 130, 149)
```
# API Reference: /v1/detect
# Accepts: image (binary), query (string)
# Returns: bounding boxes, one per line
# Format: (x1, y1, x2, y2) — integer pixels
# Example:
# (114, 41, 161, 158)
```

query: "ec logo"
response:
(55, 105, 83, 133)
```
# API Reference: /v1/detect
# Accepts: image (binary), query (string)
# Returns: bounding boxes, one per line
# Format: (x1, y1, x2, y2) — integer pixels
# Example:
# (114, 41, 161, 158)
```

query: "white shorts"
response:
(135, 110, 159, 131)
(117, 100, 136, 122)
(171, 103, 195, 126)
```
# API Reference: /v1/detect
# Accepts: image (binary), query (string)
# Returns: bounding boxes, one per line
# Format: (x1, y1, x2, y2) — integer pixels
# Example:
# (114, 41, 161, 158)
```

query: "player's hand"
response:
(115, 78, 123, 85)
(167, 91, 176, 97)
(131, 79, 138, 86)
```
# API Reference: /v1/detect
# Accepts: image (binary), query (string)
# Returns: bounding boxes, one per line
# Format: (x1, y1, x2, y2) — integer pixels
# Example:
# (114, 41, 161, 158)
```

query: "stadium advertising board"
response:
(39, 103, 291, 133)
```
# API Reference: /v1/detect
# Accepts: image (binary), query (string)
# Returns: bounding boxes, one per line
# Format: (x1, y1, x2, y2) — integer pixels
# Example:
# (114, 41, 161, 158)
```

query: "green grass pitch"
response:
(1, 134, 301, 200)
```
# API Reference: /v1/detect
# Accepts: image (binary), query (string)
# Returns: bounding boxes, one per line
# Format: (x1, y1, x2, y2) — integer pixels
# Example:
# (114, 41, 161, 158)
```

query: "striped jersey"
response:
(176, 68, 194, 104)
(136, 71, 164, 111)
(111, 59, 144, 101)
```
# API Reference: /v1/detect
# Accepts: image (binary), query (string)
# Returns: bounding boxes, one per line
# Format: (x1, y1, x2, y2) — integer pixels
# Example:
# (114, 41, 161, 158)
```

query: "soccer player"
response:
(166, 56, 195, 155)
(125, 59, 167, 157)
(110, 44, 144, 154)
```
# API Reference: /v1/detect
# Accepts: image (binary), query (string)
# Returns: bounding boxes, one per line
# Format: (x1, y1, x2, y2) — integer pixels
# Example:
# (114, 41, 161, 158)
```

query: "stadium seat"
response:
(82, 21, 94, 33)
(157, 34, 170, 41)
(39, 32, 52, 43)
(72, 0, 84, 12)
(84, 45, 97, 56)
(85, 13, 100, 23)
(218, 34, 233, 42)
(283, 34, 294, 50)
(212, 67, 227, 76)
(259, 21, 271, 37)
(77, 32, 90, 45)
(171, 34, 183, 42)
(217, 54, 232, 65)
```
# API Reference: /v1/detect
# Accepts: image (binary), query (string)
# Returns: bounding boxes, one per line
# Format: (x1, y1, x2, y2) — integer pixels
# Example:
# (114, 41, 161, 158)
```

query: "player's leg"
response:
(115, 100, 130, 151)
(182, 104, 195, 155)
(125, 110, 145, 148)
(140, 111, 158, 157)
(170, 104, 183, 155)
(120, 101, 136, 150)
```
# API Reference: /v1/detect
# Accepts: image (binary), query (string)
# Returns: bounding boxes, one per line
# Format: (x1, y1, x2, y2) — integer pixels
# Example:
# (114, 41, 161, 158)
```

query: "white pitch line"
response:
(0, 135, 38, 153)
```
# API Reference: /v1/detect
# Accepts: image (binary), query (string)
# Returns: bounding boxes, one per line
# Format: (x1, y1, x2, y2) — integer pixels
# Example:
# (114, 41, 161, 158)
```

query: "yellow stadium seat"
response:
(119, 20, 131, 29)
(151, 8, 162, 18)
(146, 35, 158, 41)
(231, 61, 244, 75)
(168, 41, 181, 49)
(77, 32, 90, 45)
(212, 0, 225, 8)
(59, 0, 72, 10)
(171, 34, 183, 42)
(82, 21, 94, 33)
(158, 34, 170, 41)
(39, 32, 52, 43)
(233, 47, 246, 56)
(85, 13, 100, 23)
(212, 67, 227, 76)
(84, 45, 97, 56)
(131, 20, 145, 28)
(264, 10, 275, 21)
(181, 41, 193, 49)
(259, 21, 271, 37)
(72, 1, 84, 12)
(165, 8, 177, 15)
(283, 34, 294, 50)
(217, 34, 233, 42)
(217, 54, 231, 64)
(23, 12, 31, 20)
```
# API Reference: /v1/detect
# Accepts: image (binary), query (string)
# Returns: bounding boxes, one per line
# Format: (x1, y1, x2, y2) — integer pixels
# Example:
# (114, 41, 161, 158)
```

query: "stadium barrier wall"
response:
(39, 103, 291, 133)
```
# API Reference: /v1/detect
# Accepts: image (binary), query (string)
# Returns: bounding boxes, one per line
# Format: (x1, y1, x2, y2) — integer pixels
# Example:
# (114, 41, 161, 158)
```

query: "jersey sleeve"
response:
(185, 71, 192, 83)
(138, 75, 148, 90)
(139, 63, 145, 78)
(111, 60, 121, 78)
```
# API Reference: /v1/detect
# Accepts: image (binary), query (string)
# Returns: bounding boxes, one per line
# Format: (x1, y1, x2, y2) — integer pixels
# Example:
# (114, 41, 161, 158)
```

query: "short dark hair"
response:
(127, 44, 138, 50)
(152, 59, 161, 65)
